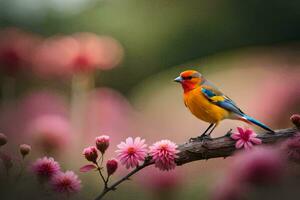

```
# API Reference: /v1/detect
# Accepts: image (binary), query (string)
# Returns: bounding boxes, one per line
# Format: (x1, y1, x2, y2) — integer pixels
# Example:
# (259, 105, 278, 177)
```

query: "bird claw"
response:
(225, 129, 232, 137)
(189, 135, 212, 142)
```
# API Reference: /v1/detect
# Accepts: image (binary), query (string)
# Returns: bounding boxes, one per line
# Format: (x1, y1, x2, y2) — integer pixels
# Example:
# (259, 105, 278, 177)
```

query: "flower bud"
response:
(106, 158, 118, 176)
(95, 135, 109, 154)
(0, 133, 7, 146)
(291, 114, 300, 128)
(20, 144, 31, 158)
(83, 146, 98, 163)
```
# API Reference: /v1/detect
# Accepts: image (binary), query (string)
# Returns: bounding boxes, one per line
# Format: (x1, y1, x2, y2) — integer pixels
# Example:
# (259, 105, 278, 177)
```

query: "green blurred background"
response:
(1, 0, 300, 94)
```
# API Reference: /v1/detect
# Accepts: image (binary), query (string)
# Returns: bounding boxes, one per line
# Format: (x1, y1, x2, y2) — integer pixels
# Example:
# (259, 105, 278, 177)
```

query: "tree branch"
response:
(94, 126, 299, 200)
(176, 127, 298, 165)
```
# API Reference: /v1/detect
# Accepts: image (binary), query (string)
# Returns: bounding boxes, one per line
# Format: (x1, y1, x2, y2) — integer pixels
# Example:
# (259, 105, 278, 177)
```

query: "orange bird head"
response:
(174, 70, 204, 92)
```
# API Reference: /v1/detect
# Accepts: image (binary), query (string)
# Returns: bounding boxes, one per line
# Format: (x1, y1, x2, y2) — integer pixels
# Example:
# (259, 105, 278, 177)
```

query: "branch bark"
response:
(94, 126, 299, 200)
(176, 127, 298, 165)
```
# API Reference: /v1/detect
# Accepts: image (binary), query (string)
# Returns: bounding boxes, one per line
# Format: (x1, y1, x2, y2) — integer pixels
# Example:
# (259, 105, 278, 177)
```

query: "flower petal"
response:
(250, 137, 262, 145)
(231, 133, 241, 140)
(79, 164, 96, 173)
(237, 127, 244, 134)
(235, 140, 244, 149)
(244, 142, 253, 150)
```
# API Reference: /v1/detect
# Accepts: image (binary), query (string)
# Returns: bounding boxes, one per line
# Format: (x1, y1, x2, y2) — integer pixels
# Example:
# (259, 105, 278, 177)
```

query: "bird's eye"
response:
(183, 76, 193, 80)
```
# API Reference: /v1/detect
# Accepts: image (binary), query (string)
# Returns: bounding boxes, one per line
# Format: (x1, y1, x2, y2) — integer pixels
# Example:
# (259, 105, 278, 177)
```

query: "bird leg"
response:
(189, 123, 214, 142)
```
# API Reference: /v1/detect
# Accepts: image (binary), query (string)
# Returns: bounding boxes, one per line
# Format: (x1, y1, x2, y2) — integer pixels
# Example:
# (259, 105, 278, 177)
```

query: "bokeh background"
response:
(0, 0, 300, 199)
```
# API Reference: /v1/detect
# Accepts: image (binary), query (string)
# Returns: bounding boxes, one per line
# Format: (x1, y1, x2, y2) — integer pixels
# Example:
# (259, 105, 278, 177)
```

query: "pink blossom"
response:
(106, 158, 118, 176)
(51, 171, 81, 194)
(32, 157, 60, 180)
(28, 114, 71, 153)
(82, 146, 98, 163)
(212, 177, 247, 200)
(290, 114, 300, 128)
(95, 135, 110, 154)
(149, 140, 179, 171)
(116, 137, 147, 169)
(280, 133, 300, 162)
(30, 35, 76, 78)
(137, 166, 183, 193)
(231, 127, 262, 150)
(70, 33, 123, 72)
(31, 33, 123, 77)
(0, 27, 41, 75)
(230, 147, 285, 185)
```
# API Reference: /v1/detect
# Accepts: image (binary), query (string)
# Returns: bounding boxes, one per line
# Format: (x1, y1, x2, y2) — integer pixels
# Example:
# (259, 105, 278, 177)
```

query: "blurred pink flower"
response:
(280, 133, 300, 163)
(51, 171, 81, 194)
(231, 127, 261, 150)
(116, 137, 147, 169)
(28, 115, 71, 154)
(95, 135, 110, 154)
(137, 166, 183, 193)
(290, 114, 300, 128)
(106, 158, 118, 176)
(254, 70, 300, 127)
(31, 35, 77, 78)
(82, 146, 98, 164)
(230, 147, 285, 185)
(70, 33, 123, 73)
(84, 88, 134, 141)
(0, 27, 41, 75)
(31, 33, 123, 77)
(149, 140, 179, 171)
(212, 177, 246, 200)
(32, 157, 60, 180)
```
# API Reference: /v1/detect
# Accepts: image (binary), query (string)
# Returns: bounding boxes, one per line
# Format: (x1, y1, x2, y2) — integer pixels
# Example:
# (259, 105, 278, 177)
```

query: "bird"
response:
(174, 69, 274, 140)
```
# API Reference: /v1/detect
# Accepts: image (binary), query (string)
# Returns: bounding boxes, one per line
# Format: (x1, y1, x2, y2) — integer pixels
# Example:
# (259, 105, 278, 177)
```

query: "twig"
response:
(94, 159, 154, 200)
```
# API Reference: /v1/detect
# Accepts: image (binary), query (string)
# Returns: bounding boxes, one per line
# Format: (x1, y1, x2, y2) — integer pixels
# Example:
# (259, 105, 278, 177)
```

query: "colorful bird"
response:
(174, 70, 274, 140)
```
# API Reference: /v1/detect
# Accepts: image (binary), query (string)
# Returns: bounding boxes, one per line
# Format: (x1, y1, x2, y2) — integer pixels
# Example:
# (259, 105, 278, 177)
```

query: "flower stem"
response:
(94, 159, 153, 200)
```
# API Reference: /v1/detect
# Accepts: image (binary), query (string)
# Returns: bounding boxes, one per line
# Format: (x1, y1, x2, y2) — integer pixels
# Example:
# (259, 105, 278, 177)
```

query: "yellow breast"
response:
(183, 87, 229, 123)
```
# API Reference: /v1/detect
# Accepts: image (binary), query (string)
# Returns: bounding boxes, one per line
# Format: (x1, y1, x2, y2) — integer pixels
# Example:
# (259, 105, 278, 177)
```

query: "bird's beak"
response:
(174, 76, 183, 83)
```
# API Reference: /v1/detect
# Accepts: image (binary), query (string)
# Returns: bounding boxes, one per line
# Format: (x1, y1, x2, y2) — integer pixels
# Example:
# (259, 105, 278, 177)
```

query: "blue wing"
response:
(201, 86, 244, 116)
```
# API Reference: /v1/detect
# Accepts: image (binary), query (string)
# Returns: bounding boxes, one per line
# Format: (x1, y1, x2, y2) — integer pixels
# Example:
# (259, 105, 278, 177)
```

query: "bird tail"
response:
(239, 114, 275, 133)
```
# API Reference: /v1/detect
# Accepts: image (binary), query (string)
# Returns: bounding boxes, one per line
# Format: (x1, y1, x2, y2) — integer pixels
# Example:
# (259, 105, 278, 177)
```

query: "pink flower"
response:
(95, 135, 110, 154)
(280, 133, 300, 163)
(0, 133, 7, 146)
(28, 114, 71, 154)
(291, 114, 300, 128)
(70, 33, 123, 73)
(116, 137, 147, 169)
(0, 27, 41, 75)
(106, 158, 118, 176)
(19, 144, 31, 158)
(212, 177, 247, 200)
(51, 171, 81, 194)
(149, 140, 179, 171)
(231, 127, 262, 150)
(230, 147, 285, 185)
(83, 146, 98, 163)
(137, 166, 183, 193)
(32, 157, 60, 180)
